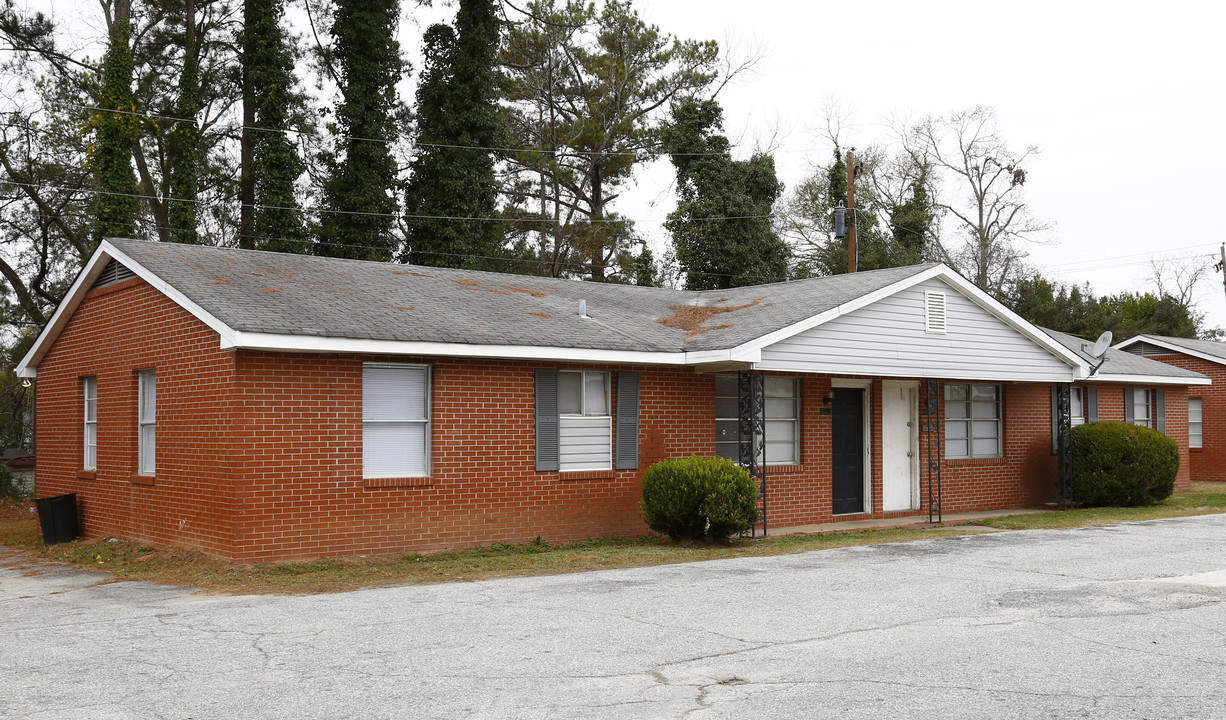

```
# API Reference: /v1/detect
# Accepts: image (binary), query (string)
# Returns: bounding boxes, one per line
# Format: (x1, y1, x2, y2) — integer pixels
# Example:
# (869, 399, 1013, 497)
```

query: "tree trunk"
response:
(238, 0, 255, 249)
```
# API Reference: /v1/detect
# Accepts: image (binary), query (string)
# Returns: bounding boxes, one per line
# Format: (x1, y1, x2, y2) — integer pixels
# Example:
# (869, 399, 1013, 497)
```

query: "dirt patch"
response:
(451, 278, 508, 295)
(392, 270, 434, 277)
(525, 312, 552, 318)
(207, 278, 230, 285)
(258, 288, 284, 293)
(505, 285, 553, 298)
(657, 299, 761, 337)
(397, 306, 415, 311)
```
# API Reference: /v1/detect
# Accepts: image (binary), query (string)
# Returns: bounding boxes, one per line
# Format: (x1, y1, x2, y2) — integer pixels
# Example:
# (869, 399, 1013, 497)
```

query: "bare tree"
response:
(1148, 255, 1213, 307)
(906, 106, 1048, 297)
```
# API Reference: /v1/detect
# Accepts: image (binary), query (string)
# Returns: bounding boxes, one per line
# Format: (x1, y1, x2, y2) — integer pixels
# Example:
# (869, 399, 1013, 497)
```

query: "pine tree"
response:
(403, 0, 507, 270)
(88, 0, 139, 245)
(319, 0, 402, 261)
(241, 0, 307, 252)
(168, 0, 200, 244)
(662, 98, 788, 290)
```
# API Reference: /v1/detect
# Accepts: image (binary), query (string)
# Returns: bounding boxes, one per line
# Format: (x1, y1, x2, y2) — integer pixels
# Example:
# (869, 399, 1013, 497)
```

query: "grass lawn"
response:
(3, 482, 1225, 595)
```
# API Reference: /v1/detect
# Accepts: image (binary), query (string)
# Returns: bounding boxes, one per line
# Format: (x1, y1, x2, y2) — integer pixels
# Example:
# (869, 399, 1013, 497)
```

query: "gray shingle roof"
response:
(107, 239, 937, 353)
(1041, 328, 1208, 381)
(1133, 335, 1226, 364)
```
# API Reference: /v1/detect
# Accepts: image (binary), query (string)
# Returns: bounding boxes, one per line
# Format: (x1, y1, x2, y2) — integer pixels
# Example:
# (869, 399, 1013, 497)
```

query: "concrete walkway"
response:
(769, 506, 1046, 536)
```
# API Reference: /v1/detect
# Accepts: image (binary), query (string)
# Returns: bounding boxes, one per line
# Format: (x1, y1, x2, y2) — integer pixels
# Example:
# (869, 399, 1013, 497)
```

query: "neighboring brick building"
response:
(16, 240, 1209, 561)
(1115, 335, 1226, 482)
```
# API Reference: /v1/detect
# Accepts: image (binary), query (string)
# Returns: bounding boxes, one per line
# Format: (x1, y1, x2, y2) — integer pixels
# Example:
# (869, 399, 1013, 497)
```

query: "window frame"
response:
(557, 370, 612, 472)
(1070, 386, 1086, 427)
(137, 369, 156, 476)
(1130, 388, 1152, 428)
(1189, 397, 1203, 449)
(714, 374, 801, 467)
(944, 382, 1002, 459)
(362, 362, 431, 479)
(83, 376, 97, 471)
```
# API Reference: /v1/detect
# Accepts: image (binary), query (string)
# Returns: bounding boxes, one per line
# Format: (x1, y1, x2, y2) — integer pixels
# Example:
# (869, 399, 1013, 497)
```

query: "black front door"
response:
(832, 387, 865, 514)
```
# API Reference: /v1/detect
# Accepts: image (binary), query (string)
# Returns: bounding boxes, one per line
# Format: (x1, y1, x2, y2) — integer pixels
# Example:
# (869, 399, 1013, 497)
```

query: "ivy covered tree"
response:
(168, 0, 200, 244)
(402, 0, 509, 271)
(241, 0, 307, 252)
(319, 0, 403, 261)
(662, 98, 787, 290)
(88, 0, 140, 245)
(888, 166, 933, 265)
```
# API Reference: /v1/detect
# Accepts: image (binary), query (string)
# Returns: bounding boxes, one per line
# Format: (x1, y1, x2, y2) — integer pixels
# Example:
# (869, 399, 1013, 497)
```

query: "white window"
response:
(1189, 398, 1203, 449)
(558, 370, 611, 471)
(945, 383, 1001, 459)
(1130, 388, 1151, 428)
(1070, 387, 1085, 427)
(83, 376, 97, 470)
(714, 375, 800, 466)
(137, 369, 156, 475)
(363, 364, 430, 478)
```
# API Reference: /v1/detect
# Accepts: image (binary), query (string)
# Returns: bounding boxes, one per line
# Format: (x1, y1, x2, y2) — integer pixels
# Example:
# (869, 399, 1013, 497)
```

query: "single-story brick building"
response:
(1115, 334, 1226, 482)
(15, 240, 1210, 561)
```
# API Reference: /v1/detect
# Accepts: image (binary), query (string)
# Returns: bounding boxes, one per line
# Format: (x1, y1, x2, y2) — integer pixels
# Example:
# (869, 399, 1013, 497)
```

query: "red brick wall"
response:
(1133, 354, 1224, 482)
(35, 279, 240, 556)
(32, 278, 1198, 561)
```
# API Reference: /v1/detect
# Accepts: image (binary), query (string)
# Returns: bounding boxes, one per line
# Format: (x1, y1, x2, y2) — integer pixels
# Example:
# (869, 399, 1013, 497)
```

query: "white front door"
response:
(882, 381, 919, 512)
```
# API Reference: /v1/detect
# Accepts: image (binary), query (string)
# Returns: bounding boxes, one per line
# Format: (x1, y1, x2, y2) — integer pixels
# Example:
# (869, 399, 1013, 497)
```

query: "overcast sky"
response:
(34, 0, 1226, 334)
(612, 0, 1226, 334)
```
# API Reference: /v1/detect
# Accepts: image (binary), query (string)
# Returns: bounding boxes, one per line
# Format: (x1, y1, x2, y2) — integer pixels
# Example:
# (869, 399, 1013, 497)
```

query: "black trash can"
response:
(35, 493, 80, 545)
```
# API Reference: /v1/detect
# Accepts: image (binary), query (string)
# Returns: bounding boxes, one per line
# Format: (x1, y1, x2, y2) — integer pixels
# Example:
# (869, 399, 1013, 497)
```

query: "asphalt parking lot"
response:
(3, 515, 1225, 719)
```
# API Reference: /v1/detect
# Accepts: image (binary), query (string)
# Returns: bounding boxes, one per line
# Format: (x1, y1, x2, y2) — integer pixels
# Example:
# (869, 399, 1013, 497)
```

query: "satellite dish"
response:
(1091, 331, 1113, 359)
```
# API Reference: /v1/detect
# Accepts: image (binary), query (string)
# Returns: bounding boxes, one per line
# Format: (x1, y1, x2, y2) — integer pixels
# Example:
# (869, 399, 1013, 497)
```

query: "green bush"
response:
(641, 457, 759, 541)
(0, 463, 24, 500)
(1069, 421, 1179, 507)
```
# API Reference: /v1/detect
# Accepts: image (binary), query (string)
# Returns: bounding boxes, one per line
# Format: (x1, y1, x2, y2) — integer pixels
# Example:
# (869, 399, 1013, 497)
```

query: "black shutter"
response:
(535, 369, 559, 471)
(615, 372, 641, 470)
(1086, 387, 1099, 422)
(1155, 389, 1166, 434)
(1124, 388, 1134, 424)
(1050, 385, 1059, 455)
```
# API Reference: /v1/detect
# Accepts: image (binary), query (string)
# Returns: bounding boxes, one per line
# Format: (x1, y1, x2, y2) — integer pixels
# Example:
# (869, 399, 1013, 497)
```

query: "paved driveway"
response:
(3, 516, 1225, 719)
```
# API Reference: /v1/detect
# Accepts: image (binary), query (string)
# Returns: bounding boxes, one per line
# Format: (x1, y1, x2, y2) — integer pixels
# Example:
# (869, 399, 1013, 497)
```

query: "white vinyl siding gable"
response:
(757, 278, 1075, 382)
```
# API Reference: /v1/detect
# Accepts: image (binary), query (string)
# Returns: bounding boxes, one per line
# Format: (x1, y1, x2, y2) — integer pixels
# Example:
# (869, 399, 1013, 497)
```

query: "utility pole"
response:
(846, 148, 857, 274)
(1220, 243, 1226, 302)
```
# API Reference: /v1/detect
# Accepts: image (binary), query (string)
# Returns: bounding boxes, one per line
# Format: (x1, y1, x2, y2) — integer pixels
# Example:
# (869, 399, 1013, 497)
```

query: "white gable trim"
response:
(722, 266, 1090, 376)
(1115, 335, 1226, 367)
(1088, 372, 1211, 386)
(16, 240, 238, 377)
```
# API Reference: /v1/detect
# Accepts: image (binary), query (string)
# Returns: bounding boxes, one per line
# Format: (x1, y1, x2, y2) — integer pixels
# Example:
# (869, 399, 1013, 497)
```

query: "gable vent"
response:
(1126, 341, 1170, 357)
(91, 260, 136, 290)
(924, 291, 947, 334)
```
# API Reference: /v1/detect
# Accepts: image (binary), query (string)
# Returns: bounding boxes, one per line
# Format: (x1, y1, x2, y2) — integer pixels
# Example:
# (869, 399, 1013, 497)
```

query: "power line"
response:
(0, 179, 773, 224)
(83, 106, 742, 159)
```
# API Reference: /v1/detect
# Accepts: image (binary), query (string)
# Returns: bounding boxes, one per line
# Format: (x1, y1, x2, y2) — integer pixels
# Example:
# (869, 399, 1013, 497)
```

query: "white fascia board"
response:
(751, 360, 1078, 384)
(722, 264, 1091, 378)
(1087, 373, 1212, 386)
(1114, 335, 1226, 367)
(16, 240, 240, 378)
(226, 331, 734, 366)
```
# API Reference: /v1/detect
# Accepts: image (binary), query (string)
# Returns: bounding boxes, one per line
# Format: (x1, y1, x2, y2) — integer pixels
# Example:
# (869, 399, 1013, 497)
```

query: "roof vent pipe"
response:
(578, 299, 589, 318)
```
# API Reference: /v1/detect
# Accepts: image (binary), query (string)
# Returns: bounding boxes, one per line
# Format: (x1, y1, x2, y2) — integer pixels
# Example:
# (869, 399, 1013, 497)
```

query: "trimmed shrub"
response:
(641, 457, 759, 542)
(1069, 421, 1179, 507)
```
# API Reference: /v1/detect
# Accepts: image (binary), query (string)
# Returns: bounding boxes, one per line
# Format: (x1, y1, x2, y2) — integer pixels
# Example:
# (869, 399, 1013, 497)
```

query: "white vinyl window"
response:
(714, 375, 799, 466)
(558, 370, 611, 471)
(83, 376, 97, 470)
(1189, 398, 1203, 449)
(363, 364, 430, 478)
(1130, 388, 1151, 428)
(137, 369, 156, 475)
(1070, 387, 1085, 427)
(945, 383, 1001, 459)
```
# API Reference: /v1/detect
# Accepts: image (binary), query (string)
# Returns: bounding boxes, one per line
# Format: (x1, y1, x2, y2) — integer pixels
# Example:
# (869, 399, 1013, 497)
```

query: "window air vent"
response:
(924, 291, 947, 334)
(91, 260, 136, 290)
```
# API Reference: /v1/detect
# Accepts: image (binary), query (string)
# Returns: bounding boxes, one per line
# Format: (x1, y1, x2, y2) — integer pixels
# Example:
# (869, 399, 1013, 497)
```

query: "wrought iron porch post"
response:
(738, 371, 766, 537)
(1056, 384, 1074, 507)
